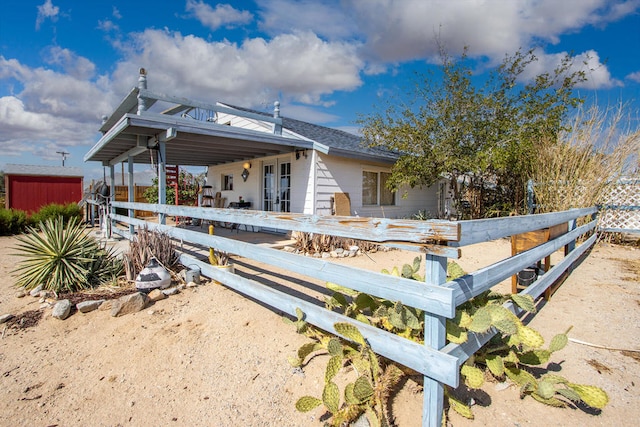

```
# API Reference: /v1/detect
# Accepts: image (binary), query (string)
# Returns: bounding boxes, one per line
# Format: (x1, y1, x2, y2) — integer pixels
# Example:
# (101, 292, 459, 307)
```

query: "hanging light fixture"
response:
(242, 161, 251, 181)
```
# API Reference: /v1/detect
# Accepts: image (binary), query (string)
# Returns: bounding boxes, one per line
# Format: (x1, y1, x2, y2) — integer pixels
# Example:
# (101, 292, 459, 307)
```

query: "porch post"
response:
(423, 254, 448, 426)
(108, 164, 115, 239)
(158, 140, 167, 225)
(128, 156, 135, 236)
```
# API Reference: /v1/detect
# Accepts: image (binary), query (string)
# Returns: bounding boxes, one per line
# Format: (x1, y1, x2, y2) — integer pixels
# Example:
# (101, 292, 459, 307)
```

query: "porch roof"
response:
(85, 80, 397, 167)
(85, 111, 313, 167)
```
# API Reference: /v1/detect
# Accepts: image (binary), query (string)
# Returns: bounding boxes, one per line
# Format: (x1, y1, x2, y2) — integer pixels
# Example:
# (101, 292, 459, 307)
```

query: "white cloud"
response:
(35, 0, 59, 30)
(257, 0, 356, 40)
(0, 96, 100, 158)
(45, 46, 96, 80)
(627, 71, 640, 83)
(110, 29, 363, 108)
(186, 1, 253, 31)
(518, 49, 623, 89)
(112, 6, 122, 20)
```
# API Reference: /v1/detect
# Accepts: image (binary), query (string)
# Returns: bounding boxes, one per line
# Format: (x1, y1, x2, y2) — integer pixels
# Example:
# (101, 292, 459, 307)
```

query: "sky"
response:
(1, 0, 639, 182)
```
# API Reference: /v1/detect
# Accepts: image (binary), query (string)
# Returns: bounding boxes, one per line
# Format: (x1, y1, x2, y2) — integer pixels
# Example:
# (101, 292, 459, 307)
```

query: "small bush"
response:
(30, 203, 82, 226)
(0, 208, 29, 235)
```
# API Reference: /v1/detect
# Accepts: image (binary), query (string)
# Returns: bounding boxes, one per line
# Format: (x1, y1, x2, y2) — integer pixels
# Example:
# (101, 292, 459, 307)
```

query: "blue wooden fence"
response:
(105, 201, 597, 426)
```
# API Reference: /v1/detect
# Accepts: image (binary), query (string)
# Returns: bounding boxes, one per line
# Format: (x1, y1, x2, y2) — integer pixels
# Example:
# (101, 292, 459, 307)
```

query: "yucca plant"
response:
(12, 216, 123, 293)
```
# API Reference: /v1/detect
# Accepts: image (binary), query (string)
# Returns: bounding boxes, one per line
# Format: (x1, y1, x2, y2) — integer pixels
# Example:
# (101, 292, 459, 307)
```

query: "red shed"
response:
(4, 164, 84, 214)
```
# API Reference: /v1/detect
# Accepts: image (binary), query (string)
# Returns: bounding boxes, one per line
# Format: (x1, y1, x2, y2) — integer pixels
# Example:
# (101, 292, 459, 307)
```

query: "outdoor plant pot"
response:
(212, 263, 235, 285)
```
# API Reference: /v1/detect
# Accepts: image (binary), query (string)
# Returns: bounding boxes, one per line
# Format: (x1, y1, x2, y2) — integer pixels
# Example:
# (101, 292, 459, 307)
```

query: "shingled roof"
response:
(222, 104, 398, 163)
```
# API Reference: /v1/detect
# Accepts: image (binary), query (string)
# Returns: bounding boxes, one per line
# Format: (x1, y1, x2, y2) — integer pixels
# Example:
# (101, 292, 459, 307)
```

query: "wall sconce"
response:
(295, 149, 308, 160)
(242, 161, 251, 181)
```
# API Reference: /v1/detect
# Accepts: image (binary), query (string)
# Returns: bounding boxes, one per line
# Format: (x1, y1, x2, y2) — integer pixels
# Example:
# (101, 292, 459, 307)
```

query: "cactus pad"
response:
(485, 354, 505, 377)
(461, 365, 485, 389)
(353, 376, 374, 402)
(493, 318, 519, 335)
(334, 322, 366, 346)
(569, 384, 609, 409)
(536, 380, 556, 399)
(322, 381, 340, 414)
(517, 326, 545, 348)
(549, 332, 569, 353)
(511, 293, 537, 313)
(295, 396, 322, 412)
(327, 338, 343, 356)
(468, 307, 492, 333)
(446, 319, 468, 344)
(518, 349, 551, 366)
(325, 355, 343, 383)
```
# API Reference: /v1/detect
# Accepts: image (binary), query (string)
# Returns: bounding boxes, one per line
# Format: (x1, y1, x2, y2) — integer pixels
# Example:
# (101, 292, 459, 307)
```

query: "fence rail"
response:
(106, 201, 597, 426)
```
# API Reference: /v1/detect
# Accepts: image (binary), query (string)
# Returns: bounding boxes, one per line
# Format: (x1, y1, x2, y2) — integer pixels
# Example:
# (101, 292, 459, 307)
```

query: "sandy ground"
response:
(0, 228, 638, 427)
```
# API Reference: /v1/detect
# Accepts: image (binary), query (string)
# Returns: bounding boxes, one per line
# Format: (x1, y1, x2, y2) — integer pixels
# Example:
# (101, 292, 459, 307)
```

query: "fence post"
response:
(423, 254, 448, 426)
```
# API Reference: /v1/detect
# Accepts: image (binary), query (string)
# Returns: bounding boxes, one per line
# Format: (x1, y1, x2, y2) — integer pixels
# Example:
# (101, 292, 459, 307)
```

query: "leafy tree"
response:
(358, 47, 586, 218)
(143, 169, 201, 206)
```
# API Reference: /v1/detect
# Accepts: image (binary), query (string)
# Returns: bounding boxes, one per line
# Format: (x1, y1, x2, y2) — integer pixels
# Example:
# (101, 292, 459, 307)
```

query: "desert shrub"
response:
(0, 208, 29, 235)
(122, 226, 179, 280)
(12, 216, 123, 292)
(291, 231, 385, 255)
(30, 203, 82, 226)
(530, 104, 639, 213)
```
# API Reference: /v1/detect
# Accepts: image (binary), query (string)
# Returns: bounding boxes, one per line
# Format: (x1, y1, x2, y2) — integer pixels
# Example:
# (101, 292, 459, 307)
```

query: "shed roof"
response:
(4, 164, 84, 177)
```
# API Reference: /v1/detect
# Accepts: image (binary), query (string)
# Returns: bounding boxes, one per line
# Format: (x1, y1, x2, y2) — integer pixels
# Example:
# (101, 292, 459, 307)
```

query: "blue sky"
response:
(1, 0, 639, 181)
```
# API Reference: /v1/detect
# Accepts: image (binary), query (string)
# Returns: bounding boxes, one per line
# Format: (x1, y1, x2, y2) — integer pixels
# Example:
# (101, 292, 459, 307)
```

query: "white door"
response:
(262, 159, 291, 213)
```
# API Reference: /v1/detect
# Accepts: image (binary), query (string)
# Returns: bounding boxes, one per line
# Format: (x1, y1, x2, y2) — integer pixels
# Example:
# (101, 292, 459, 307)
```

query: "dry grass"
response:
(530, 104, 640, 213)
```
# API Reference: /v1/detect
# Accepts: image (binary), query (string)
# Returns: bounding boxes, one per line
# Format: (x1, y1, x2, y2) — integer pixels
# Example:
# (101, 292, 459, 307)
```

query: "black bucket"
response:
(516, 267, 538, 290)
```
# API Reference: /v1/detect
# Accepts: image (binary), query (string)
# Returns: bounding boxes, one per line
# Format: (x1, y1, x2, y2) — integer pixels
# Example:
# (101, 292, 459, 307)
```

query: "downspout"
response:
(311, 149, 318, 215)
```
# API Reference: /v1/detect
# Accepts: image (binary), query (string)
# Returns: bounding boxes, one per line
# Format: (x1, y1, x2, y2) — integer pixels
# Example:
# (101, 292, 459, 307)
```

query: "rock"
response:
(186, 281, 198, 288)
(282, 245, 296, 252)
(148, 289, 166, 302)
(98, 300, 114, 311)
(15, 290, 26, 298)
(52, 299, 72, 320)
(330, 250, 338, 258)
(334, 248, 344, 254)
(0, 313, 15, 324)
(29, 285, 44, 297)
(77, 300, 105, 313)
(162, 287, 180, 296)
(321, 252, 331, 259)
(110, 292, 149, 317)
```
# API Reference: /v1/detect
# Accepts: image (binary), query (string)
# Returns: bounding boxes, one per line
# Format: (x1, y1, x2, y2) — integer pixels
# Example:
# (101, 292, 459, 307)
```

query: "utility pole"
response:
(56, 151, 69, 167)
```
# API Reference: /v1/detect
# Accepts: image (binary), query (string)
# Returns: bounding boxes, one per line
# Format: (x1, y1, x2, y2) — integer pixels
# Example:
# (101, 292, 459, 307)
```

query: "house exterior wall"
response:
(6, 175, 83, 214)
(206, 151, 441, 220)
(206, 152, 306, 212)
(313, 153, 439, 218)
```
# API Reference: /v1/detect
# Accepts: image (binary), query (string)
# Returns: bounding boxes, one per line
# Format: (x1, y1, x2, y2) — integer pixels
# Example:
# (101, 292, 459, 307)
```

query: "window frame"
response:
(362, 169, 395, 207)
(222, 174, 233, 191)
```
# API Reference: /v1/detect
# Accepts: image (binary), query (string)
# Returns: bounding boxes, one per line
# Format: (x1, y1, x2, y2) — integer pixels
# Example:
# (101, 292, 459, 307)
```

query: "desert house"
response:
(85, 69, 450, 223)
(3, 164, 83, 214)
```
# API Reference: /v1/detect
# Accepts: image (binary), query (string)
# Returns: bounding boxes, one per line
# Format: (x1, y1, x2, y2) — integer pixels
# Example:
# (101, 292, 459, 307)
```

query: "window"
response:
(222, 174, 233, 191)
(362, 171, 395, 206)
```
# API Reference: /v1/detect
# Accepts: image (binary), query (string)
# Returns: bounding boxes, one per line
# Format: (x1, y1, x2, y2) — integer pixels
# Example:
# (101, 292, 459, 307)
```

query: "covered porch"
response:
(84, 69, 314, 231)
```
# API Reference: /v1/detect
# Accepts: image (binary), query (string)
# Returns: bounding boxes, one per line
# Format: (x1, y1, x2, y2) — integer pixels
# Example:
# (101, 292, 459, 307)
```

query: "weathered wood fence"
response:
(106, 201, 597, 426)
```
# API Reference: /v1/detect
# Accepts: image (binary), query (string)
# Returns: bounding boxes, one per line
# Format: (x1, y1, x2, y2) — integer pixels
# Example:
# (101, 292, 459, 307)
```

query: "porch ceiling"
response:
(84, 112, 314, 167)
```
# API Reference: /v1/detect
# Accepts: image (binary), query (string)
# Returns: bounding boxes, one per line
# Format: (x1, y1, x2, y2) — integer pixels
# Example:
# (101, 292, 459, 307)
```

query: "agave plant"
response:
(12, 216, 123, 293)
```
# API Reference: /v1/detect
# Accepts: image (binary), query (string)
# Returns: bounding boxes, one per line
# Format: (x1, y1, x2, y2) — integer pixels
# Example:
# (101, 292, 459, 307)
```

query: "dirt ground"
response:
(0, 230, 638, 427)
